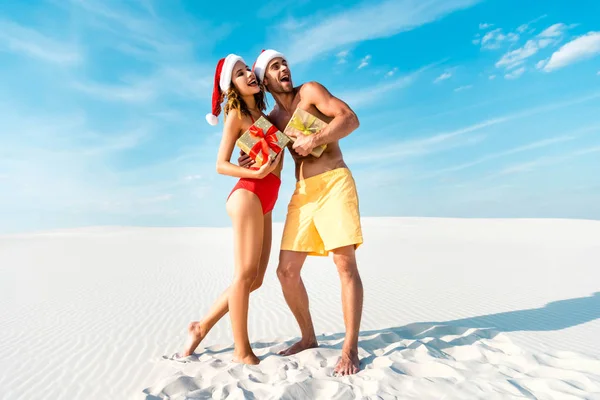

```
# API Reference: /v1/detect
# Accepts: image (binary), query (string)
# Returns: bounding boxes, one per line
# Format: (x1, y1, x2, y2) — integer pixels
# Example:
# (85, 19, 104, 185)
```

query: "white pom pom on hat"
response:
(206, 54, 244, 125)
(205, 113, 219, 126)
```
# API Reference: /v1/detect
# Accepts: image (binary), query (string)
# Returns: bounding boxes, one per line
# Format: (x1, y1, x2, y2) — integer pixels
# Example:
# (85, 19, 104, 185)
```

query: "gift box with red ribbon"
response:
(236, 116, 290, 167)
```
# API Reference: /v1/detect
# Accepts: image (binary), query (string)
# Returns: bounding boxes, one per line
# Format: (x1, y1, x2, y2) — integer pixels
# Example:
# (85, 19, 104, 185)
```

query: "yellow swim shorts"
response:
(281, 167, 363, 256)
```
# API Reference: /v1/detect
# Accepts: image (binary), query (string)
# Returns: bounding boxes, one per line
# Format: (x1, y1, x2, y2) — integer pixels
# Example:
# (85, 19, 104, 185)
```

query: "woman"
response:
(176, 54, 283, 365)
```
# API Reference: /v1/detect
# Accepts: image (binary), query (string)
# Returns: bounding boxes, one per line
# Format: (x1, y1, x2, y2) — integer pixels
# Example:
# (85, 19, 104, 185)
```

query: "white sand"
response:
(1, 218, 599, 399)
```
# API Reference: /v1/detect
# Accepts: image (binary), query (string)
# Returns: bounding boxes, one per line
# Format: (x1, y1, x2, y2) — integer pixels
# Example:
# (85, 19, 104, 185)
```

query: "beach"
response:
(1, 217, 599, 399)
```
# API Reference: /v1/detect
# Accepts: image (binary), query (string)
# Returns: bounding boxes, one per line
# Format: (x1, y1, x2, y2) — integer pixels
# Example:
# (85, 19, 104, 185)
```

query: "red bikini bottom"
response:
(227, 173, 281, 214)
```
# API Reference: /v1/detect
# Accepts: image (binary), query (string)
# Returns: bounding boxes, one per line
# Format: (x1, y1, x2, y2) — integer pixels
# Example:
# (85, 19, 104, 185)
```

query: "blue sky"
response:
(1, 0, 599, 234)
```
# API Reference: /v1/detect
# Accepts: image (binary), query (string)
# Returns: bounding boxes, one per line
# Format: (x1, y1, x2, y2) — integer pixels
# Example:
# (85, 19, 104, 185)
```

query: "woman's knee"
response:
(233, 269, 259, 288)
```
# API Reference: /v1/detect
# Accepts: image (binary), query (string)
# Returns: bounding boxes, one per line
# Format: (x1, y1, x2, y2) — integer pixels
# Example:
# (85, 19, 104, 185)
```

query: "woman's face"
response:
(231, 60, 259, 97)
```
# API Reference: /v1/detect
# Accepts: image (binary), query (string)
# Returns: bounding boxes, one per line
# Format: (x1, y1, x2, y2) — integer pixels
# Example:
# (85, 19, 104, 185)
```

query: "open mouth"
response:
(247, 78, 258, 87)
(280, 74, 290, 83)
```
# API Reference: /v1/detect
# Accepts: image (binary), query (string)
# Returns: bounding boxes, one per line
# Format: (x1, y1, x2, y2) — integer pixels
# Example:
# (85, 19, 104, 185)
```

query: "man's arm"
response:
(304, 81, 359, 147)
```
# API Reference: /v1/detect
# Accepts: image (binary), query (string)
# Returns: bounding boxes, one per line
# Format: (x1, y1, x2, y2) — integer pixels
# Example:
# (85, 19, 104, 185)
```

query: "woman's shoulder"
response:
(224, 108, 251, 130)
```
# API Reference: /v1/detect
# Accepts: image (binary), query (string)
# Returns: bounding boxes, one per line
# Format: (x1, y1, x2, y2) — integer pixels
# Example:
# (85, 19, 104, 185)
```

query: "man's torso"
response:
(269, 84, 348, 181)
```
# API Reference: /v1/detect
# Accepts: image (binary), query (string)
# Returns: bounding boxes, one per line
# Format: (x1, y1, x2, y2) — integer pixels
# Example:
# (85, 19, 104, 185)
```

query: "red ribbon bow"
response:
(248, 124, 282, 164)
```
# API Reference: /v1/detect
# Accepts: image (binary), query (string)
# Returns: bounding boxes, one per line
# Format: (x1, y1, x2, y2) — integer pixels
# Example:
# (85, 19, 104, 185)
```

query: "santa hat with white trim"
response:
(252, 49, 286, 84)
(206, 53, 245, 126)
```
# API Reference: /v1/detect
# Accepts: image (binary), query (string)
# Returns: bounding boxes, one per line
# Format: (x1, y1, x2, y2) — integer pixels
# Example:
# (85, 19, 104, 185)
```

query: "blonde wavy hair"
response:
(222, 83, 267, 120)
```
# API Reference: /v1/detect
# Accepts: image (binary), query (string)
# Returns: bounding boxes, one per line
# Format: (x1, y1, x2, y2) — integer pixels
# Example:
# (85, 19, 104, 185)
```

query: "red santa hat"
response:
(252, 49, 286, 83)
(206, 53, 245, 126)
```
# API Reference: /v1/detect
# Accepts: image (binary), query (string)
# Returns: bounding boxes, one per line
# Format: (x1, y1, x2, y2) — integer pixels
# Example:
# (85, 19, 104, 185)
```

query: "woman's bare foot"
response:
(180, 321, 206, 357)
(232, 350, 260, 365)
(278, 338, 318, 356)
(333, 348, 360, 376)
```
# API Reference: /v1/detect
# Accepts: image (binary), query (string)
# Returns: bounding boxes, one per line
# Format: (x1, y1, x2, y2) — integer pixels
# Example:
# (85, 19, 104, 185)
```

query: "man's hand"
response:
(290, 132, 317, 157)
(237, 149, 255, 168)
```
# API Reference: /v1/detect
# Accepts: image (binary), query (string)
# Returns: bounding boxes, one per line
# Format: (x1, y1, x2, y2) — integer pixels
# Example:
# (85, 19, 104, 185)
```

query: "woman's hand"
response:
(254, 152, 282, 178)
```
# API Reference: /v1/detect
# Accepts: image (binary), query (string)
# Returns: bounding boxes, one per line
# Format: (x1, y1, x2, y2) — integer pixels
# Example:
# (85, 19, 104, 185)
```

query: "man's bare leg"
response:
(277, 250, 318, 355)
(332, 245, 363, 375)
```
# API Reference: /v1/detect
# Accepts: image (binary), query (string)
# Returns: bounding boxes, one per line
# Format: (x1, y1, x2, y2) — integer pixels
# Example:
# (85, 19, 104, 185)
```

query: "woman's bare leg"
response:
(179, 213, 273, 357)
(226, 189, 264, 364)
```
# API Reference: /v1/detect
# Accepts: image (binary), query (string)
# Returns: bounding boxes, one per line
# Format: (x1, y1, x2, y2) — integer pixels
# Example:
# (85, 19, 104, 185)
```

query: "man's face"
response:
(263, 57, 293, 94)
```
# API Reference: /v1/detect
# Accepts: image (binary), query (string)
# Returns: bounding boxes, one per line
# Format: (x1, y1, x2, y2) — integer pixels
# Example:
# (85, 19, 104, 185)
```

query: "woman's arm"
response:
(215, 110, 280, 179)
(215, 110, 260, 179)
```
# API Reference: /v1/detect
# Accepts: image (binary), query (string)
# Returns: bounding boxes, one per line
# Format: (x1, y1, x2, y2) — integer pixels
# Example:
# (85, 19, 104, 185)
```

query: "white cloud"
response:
(535, 59, 548, 69)
(73, 81, 155, 103)
(280, 0, 481, 64)
(516, 14, 548, 35)
(434, 71, 452, 83)
(492, 145, 600, 178)
(338, 71, 418, 108)
(339, 62, 444, 108)
(346, 119, 501, 164)
(358, 54, 371, 69)
(0, 19, 82, 65)
(504, 66, 526, 79)
(345, 92, 600, 164)
(420, 135, 578, 179)
(495, 39, 539, 69)
(0, 104, 158, 223)
(454, 85, 473, 92)
(494, 22, 571, 73)
(183, 175, 202, 182)
(257, 0, 308, 19)
(543, 32, 600, 72)
(386, 67, 398, 77)
(479, 28, 519, 50)
(336, 50, 349, 64)
(74, 63, 211, 103)
(597, 70, 600, 76)
(479, 23, 493, 30)
(538, 23, 568, 38)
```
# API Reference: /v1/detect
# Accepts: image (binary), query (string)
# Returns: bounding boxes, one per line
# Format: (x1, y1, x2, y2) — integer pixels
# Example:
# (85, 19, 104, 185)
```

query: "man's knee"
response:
(277, 251, 306, 284)
(277, 263, 299, 283)
(332, 245, 360, 278)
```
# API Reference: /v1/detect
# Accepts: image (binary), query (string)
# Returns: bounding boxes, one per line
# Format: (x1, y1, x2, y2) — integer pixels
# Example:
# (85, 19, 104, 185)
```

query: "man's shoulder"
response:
(298, 81, 328, 95)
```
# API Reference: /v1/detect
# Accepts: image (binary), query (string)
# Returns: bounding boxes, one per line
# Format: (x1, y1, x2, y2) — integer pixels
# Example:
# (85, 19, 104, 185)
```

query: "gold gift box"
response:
(236, 116, 290, 167)
(283, 108, 327, 158)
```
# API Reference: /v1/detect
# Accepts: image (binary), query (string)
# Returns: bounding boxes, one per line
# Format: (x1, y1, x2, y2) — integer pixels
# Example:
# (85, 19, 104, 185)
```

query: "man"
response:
(241, 49, 364, 376)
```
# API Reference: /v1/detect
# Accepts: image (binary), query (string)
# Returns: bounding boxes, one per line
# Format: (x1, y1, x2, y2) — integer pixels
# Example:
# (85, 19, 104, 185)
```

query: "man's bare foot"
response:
(180, 321, 206, 357)
(232, 351, 260, 365)
(278, 339, 318, 356)
(334, 349, 360, 376)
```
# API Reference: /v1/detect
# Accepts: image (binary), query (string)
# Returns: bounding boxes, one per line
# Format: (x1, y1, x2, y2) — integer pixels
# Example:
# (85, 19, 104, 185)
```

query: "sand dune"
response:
(1, 218, 599, 399)
(143, 324, 600, 399)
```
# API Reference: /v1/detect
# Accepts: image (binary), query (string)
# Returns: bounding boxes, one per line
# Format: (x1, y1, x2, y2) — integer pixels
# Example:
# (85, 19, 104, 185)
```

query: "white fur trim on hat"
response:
(206, 54, 245, 126)
(219, 54, 244, 92)
(253, 49, 286, 83)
